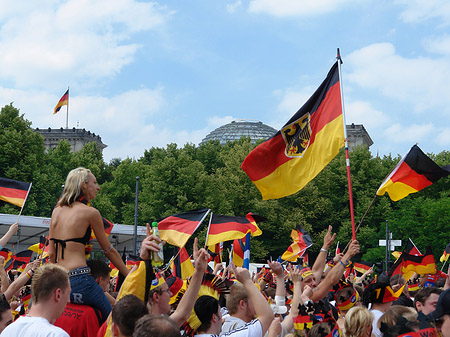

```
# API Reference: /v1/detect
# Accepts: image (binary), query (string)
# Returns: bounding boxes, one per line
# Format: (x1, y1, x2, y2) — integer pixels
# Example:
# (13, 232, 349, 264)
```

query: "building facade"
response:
(36, 127, 107, 153)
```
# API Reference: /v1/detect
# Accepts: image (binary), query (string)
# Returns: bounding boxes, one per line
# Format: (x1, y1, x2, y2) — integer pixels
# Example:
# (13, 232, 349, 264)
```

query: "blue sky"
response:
(1, 0, 450, 163)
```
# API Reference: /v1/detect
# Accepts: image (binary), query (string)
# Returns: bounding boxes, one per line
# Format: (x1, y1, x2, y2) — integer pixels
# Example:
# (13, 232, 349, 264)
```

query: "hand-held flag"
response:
(377, 145, 450, 201)
(0, 177, 32, 208)
(54, 89, 69, 115)
(281, 225, 313, 261)
(241, 62, 344, 200)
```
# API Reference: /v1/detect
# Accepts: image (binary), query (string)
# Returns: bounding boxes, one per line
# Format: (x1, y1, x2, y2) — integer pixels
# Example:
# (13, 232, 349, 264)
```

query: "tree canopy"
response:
(1, 103, 449, 269)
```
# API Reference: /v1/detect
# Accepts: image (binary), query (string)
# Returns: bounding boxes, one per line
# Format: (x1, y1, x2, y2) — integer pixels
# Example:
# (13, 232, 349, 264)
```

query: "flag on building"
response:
(171, 247, 195, 279)
(440, 243, 450, 263)
(54, 89, 69, 114)
(206, 213, 262, 247)
(377, 145, 450, 201)
(281, 226, 313, 262)
(241, 62, 344, 200)
(158, 208, 210, 248)
(0, 177, 32, 207)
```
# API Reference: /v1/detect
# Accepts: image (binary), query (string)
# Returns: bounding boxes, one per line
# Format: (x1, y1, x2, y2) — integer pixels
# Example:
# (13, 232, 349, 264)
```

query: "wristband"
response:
(103, 244, 114, 254)
(339, 260, 347, 268)
(26, 272, 33, 278)
(320, 248, 328, 253)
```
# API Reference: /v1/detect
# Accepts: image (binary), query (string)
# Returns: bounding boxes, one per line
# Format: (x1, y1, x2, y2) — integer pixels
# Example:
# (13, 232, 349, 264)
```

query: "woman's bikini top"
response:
(50, 225, 91, 261)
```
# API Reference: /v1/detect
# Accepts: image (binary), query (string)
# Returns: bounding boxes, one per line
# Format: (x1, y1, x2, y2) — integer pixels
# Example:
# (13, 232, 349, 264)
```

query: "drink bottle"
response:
(151, 221, 164, 267)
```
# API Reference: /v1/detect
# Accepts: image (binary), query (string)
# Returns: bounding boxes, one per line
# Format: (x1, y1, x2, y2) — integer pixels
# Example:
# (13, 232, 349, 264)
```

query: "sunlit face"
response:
(301, 275, 317, 291)
(157, 285, 173, 315)
(0, 310, 13, 333)
(83, 172, 100, 200)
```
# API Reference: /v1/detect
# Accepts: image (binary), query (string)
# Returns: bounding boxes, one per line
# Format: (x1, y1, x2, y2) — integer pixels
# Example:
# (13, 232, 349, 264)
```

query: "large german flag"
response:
(206, 213, 262, 246)
(158, 208, 210, 247)
(377, 145, 450, 201)
(241, 62, 344, 200)
(0, 177, 31, 207)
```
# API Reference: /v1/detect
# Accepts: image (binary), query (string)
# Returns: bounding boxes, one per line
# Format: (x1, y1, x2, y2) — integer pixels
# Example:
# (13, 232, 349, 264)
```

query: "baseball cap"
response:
(426, 288, 450, 321)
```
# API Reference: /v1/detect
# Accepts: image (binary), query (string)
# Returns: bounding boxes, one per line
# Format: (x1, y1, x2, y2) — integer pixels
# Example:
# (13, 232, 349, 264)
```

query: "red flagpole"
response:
(336, 49, 356, 240)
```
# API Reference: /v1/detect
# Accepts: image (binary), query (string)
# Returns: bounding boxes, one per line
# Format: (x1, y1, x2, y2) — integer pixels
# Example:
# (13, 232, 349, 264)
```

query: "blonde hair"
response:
(59, 167, 92, 206)
(344, 306, 373, 337)
(378, 305, 418, 330)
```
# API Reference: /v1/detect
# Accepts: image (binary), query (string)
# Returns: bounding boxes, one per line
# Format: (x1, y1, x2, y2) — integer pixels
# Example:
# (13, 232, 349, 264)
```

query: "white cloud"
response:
(345, 43, 450, 113)
(395, 0, 450, 25)
(345, 100, 389, 128)
(248, 0, 357, 17)
(226, 1, 242, 14)
(383, 123, 434, 144)
(437, 128, 450, 147)
(423, 34, 450, 55)
(0, 0, 171, 89)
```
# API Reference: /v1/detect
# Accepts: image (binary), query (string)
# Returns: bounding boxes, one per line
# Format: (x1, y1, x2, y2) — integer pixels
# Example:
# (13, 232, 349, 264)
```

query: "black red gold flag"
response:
(158, 208, 210, 248)
(440, 243, 450, 263)
(281, 226, 313, 262)
(171, 247, 194, 279)
(206, 213, 262, 246)
(0, 177, 31, 207)
(389, 246, 436, 281)
(54, 89, 69, 114)
(377, 145, 450, 201)
(241, 62, 344, 200)
(232, 238, 245, 268)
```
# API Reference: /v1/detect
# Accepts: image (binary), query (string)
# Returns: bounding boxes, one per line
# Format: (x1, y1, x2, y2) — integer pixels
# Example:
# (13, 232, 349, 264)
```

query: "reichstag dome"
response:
(201, 120, 277, 145)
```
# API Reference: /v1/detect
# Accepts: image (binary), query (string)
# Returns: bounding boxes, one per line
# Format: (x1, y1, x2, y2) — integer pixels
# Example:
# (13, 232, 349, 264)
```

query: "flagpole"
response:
(337, 48, 356, 240)
(204, 212, 213, 248)
(66, 86, 69, 129)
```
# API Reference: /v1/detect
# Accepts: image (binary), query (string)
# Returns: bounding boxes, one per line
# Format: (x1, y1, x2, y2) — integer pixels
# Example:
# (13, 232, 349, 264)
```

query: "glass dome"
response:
(201, 120, 277, 145)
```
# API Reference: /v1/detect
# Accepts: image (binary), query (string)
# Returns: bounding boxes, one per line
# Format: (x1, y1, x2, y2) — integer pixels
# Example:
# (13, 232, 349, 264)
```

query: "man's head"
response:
(194, 295, 222, 335)
(414, 287, 442, 315)
(147, 272, 172, 315)
(31, 264, 71, 318)
(0, 296, 12, 333)
(426, 289, 450, 337)
(133, 314, 180, 337)
(112, 295, 148, 337)
(87, 259, 111, 292)
(226, 283, 255, 322)
(299, 265, 316, 292)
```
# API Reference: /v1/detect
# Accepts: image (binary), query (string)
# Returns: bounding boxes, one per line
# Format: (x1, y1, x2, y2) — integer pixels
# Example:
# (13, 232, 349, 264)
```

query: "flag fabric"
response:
(54, 89, 69, 114)
(377, 145, 450, 201)
(405, 238, 421, 256)
(0, 248, 13, 268)
(241, 62, 344, 200)
(212, 242, 223, 267)
(206, 213, 262, 246)
(232, 238, 245, 268)
(125, 255, 140, 270)
(335, 241, 341, 256)
(12, 250, 33, 270)
(440, 243, 450, 263)
(28, 236, 48, 255)
(281, 226, 313, 262)
(389, 246, 436, 281)
(0, 177, 31, 207)
(158, 208, 210, 248)
(354, 261, 372, 275)
(171, 247, 195, 279)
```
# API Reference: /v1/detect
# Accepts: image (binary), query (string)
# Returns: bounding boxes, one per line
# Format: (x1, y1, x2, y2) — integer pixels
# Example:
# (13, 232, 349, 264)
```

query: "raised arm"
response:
(0, 256, 9, 294)
(310, 240, 360, 302)
(312, 226, 336, 283)
(232, 264, 274, 335)
(0, 223, 18, 248)
(4, 259, 40, 301)
(170, 244, 210, 327)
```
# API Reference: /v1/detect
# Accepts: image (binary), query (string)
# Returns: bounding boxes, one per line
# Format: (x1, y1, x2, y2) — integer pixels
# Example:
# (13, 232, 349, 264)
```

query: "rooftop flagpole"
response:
(337, 48, 356, 241)
(66, 86, 69, 129)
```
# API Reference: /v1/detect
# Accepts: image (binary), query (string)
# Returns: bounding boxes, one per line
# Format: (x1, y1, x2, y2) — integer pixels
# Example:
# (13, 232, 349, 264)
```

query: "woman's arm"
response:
(0, 223, 18, 248)
(90, 209, 129, 277)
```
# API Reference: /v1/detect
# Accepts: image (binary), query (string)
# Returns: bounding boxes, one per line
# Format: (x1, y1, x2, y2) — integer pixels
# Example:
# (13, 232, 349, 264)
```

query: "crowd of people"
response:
(0, 167, 449, 337)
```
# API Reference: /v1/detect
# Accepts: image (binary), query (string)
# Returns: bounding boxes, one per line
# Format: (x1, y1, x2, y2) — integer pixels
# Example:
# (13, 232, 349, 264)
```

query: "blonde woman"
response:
(344, 306, 374, 337)
(49, 167, 129, 322)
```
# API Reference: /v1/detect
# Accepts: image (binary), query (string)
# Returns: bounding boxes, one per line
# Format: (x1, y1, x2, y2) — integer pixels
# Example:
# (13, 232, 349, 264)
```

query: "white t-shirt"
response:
(370, 309, 384, 337)
(0, 316, 69, 337)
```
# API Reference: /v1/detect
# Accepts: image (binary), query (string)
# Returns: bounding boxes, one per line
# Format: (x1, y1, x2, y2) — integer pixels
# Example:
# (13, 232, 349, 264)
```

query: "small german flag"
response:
(171, 247, 194, 280)
(158, 208, 210, 248)
(281, 226, 313, 262)
(354, 261, 372, 275)
(377, 145, 450, 201)
(0, 177, 31, 207)
(232, 238, 245, 268)
(440, 243, 450, 263)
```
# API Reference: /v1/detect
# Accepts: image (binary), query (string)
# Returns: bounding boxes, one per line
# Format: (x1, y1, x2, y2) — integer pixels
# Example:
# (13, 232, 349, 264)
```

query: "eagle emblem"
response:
(281, 113, 311, 158)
